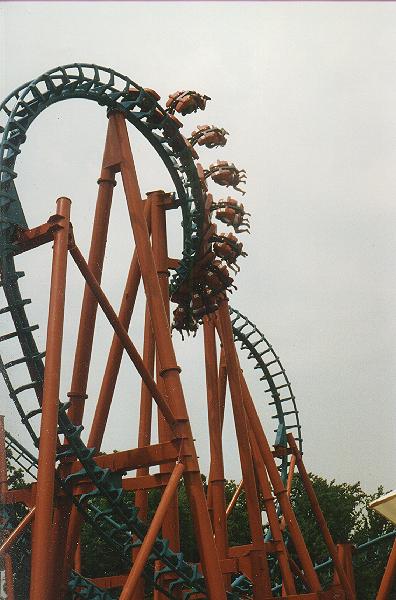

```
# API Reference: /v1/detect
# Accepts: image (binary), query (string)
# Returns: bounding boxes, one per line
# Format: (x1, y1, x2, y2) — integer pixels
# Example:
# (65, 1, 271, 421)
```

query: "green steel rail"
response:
(5, 429, 38, 480)
(230, 307, 302, 483)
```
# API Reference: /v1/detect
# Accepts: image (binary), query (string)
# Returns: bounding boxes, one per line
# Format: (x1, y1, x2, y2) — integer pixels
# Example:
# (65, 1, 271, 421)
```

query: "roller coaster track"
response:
(5, 430, 37, 480)
(0, 64, 251, 598)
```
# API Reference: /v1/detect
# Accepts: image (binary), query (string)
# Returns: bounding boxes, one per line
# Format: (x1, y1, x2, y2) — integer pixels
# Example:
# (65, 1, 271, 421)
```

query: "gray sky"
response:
(1, 1, 395, 494)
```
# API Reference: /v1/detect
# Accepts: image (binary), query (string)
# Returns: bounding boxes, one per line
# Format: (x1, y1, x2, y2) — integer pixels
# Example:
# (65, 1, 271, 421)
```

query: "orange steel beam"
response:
(217, 345, 227, 429)
(71, 440, 183, 474)
(123, 473, 170, 491)
(287, 434, 355, 600)
(4, 487, 34, 505)
(4, 554, 15, 600)
(281, 451, 297, 596)
(287, 453, 296, 497)
(72, 472, 171, 496)
(137, 305, 165, 600)
(69, 243, 177, 431)
(377, 538, 396, 599)
(134, 302, 155, 520)
(333, 544, 356, 594)
(288, 557, 310, 589)
(203, 316, 228, 562)
(67, 129, 116, 425)
(91, 575, 128, 589)
(13, 218, 63, 254)
(0, 506, 35, 556)
(74, 540, 82, 572)
(49, 497, 71, 599)
(111, 112, 226, 599)
(56, 157, 115, 597)
(0, 416, 15, 600)
(208, 319, 227, 495)
(88, 197, 151, 449)
(167, 257, 180, 271)
(207, 343, 227, 512)
(151, 190, 180, 600)
(217, 300, 272, 598)
(226, 480, 243, 518)
(249, 433, 296, 593)
(29, 197, 71, 600)
(119, 462, 185, 600)
(238, 368, 322, 593)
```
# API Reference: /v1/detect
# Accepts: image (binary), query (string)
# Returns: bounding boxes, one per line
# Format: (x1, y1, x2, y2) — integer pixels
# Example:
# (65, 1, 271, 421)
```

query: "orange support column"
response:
(0, 508, 35, 557)
(67, 147, 116, 425)
(135, 304, 155, 511)
(248, 433, 296, 594)
(4, 555, 14, 600)
(59, 121, 135, 593)
(150, 190, 180, 600)
(207, 344, 227, 512)
(217, 300, 272, 598)
(288, 433, 355, 600)
(217, 346, 227, 428)
(0, 416, 15, 600)
(238, 366, 323, 593)
(62, 196, 151, 597)
(120, 463, 185, 600)
(133, 302, 155, 600)
(333, 543, 356, 595)
(377, 538, 396, 600)
(88, 197, 151, 449)
(30, 197, 71, 600)
(111, 112, 226, 600)
(226, 480, 243, 518)
(203, 317, 228, 561)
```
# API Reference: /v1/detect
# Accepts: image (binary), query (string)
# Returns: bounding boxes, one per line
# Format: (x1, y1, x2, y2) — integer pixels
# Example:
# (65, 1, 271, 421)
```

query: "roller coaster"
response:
(0, 64, 395, 599)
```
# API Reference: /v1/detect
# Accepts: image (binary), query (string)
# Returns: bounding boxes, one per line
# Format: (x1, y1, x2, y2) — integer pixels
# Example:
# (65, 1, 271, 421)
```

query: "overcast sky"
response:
(1, 1, 395, 494)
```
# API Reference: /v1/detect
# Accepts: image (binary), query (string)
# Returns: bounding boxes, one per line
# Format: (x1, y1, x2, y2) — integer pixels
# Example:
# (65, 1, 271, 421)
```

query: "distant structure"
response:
(0, 64, 394, 599)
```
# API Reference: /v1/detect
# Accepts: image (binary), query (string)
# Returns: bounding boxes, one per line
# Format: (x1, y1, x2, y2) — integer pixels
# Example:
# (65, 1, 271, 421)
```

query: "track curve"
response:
(230, 307, 302, 482)
(0, 63, 205, 295)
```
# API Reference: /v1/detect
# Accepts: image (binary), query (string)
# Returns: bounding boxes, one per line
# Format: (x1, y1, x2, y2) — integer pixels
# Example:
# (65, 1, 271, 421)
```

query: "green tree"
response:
(5, 447, 26, 490)
(289, 473, 395, 599)
(77, 472, 395, 599)
(3, 448, 31, 600)
(352, 486, 396, 599)
(290, 473, 367, 563)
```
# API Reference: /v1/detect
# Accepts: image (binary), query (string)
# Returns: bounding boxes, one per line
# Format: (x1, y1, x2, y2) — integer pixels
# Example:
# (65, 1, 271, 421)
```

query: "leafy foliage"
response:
(290, 474, 367, 562)
(5, 448, 26, 490)
(352, 486, 396, 599)
(3, 449, 31, 599)
(289, 474, 395, 597)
